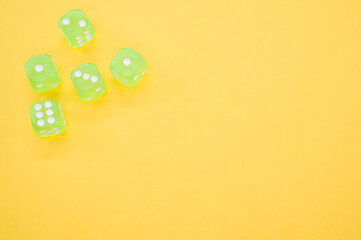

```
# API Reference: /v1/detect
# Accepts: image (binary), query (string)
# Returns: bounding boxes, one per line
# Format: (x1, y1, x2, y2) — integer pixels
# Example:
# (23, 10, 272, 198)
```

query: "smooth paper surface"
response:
(0, 0, 361, 239)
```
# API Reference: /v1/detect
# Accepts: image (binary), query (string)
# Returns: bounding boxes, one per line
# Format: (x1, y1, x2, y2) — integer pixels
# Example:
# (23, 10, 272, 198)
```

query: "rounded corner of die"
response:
(29, 103, 36, 112)
(57, 19, 64, 27)
(44, 54, 53, 60)
(82, 62, 94, 67)
(50, 99, 60, 105)
(72, 9, 85, 14)
(143, 60, 148, 68)
(70, 68, 77, 77)
(24, 60, 30, 69)
(31, 85, 46, 93)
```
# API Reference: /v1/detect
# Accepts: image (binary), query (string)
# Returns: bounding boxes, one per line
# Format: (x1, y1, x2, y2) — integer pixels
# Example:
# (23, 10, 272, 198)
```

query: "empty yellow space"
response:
(0, 0, 360, 239)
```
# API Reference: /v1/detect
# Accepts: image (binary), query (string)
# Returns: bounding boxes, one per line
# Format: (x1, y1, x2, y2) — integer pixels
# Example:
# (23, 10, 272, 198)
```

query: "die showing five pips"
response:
(26, 9, 148, 137)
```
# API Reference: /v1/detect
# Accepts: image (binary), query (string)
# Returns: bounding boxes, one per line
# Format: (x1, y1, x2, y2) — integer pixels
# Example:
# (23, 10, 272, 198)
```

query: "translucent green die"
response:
(109, 48, 147, 87)
(30, 100, 66, 137)
(25, 54, 61, 92)
(71, 63, 107, 101)
(58, 9, 95, 48)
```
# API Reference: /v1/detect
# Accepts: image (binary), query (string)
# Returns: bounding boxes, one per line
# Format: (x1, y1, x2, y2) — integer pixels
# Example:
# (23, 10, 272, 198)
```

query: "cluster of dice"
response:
(26, 10, 148, 137)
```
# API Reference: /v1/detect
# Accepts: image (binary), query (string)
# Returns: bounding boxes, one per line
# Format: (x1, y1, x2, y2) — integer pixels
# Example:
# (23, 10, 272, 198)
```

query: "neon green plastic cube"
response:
(109, 48, 147, 87)
(58, 9, 95, 48)
(25, 54, 61, 92)
(71, 63, 107, 101)
(30, 100, 66, 137)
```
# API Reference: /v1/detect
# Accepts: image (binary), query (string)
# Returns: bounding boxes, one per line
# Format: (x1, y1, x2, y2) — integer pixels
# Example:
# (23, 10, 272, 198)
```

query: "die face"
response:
(25, 54, 61, 92)
(30, 100, 66, 137)
(110, 48, 147, 87)
(71, 63, 107, 101)
(58, 9, 96, 48)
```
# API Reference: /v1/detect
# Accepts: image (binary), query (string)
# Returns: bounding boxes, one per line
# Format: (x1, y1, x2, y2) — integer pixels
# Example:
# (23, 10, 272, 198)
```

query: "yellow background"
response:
(0, 0, 361, 239)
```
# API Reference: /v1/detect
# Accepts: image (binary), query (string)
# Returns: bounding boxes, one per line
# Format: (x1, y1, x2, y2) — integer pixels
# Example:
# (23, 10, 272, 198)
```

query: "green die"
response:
(110, 48, 147, 87)
(30, 100, 66, 137)
(25, 54, 61, 92)
(71, 63, 107, 101)
(58, 9, 95, 48)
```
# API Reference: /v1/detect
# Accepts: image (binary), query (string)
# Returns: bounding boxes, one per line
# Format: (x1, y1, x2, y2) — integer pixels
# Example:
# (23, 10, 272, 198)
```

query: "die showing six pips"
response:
(26, 9, 148, 137)
(30, 100, 66, 137)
